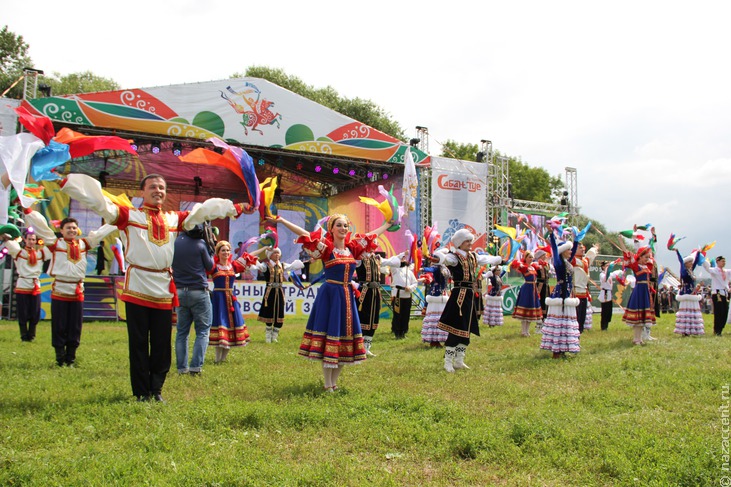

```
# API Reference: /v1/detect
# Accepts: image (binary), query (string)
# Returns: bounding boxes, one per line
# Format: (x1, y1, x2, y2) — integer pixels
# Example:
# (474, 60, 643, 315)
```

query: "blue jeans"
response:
(175, 289, 212, 373)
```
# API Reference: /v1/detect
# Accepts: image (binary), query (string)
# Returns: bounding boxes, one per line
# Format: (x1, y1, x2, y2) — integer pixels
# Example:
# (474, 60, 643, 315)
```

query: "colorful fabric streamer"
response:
(179, 139, 260, 208)
(494, 224, 517, 240)
(258, 177, 278, 220)
(53, 127, 136, 159)
(14, 107, 138, 186)
(30, 140, 70, 181)
(14, 106, 55, 145)
(700, 242, 716, 255)
(358, 184, 401, 231)
(0, 132, 45, 209)
(111, 238, 125, 273)
(498, 237, 519, 264)
(422, 223, 440, 256)
(666, 233, 686, 251)
(209, 138, 260, 209)
(259, 229, 278, 248)
(572, 222, 592, 242)
(404, 229, 422, 275)
(102, 190, 134, 209)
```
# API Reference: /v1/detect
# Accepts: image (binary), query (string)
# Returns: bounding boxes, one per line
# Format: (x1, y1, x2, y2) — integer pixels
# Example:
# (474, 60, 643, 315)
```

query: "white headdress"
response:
(451, 229, 474, 248)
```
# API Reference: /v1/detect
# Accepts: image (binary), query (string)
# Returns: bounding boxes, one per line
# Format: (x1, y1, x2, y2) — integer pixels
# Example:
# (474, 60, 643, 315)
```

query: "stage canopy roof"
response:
(20, 78, 428, 198)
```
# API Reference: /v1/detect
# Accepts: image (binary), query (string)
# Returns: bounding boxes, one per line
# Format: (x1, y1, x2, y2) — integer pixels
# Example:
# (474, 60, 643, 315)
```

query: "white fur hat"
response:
(683, 251, 696, 264)
(556, 240, 572, 255)
(266, 247, 281, 258)
(451, 228, 474, 248)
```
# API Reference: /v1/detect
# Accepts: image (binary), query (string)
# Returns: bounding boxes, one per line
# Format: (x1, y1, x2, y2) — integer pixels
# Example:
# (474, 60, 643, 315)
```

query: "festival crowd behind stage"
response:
(2, 173, 729, 402)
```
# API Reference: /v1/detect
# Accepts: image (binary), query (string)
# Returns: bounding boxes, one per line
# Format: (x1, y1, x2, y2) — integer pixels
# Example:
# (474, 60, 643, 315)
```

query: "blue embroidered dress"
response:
(622, 251, 657, 327)
(297, 231, 370, 368)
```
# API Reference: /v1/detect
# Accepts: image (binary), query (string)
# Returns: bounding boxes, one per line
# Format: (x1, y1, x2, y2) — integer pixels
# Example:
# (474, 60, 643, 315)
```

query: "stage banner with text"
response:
(430, 157, 488, 249)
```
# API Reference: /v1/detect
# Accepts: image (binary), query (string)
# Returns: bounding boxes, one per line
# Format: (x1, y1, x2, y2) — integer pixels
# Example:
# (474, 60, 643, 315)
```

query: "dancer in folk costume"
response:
(571, 242, 600, 333)
(2, 228, 51, 342)
(584, 282, 594, 330)
(381, 250, 422, 339)
(421, 256, 451, 345)
(620, 244, 656, 345)
(598, 261, 626, 330)
(435, 229, 501, 373)
(24, 210, 117, 366)
(253, 246, 304, 343)
(511, 250, 547, 337)
(354, 240, 384, 356)
(482, 264, 505, 328)
(209, 241, 267, 364)
(539, 234, 581, 358)
(534, 246, 552, 333)
(420, 225, 449, 346)
(703, 255, 731, 336)
(640, 229, 660, 340)
(271, 214, 393, 392)
(62, 172, 253, 402)
(672, 243, 704, 336)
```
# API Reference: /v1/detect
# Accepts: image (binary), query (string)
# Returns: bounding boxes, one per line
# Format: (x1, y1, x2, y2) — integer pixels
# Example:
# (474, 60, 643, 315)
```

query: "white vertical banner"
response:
(402, 147, 419, 233)
(430, 157, 487, 248)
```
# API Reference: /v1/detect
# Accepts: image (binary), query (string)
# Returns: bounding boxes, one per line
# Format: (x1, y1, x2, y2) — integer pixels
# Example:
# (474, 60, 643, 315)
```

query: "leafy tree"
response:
(43, 71, 119, 96)
(0, 26, 33, 99)
(440, 140, 479, 161)
(235, 66, 406, 141)
(502, 152, 564, 203)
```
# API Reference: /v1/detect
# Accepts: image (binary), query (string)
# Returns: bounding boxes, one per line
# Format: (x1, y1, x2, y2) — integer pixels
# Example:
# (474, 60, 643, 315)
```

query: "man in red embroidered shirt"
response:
(62, 173, 252, 402)
(22, 213, 116, 366)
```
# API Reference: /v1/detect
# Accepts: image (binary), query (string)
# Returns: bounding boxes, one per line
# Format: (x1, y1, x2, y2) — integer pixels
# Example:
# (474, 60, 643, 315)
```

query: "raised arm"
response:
(365, 220, 394, 238)
(22, 209, 58, 244)
(85, 224, 119, 247)
(60, 174, 120, 223)
(248, 246, 270, 258)
(266, 216, 309, 238)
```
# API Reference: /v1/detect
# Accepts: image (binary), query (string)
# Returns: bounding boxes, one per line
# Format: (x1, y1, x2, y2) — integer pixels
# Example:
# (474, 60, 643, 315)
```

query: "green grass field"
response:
(0, 313, 728, 486)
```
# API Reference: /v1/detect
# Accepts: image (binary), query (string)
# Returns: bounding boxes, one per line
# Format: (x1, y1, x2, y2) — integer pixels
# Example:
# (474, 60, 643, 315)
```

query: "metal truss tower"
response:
(488, 154, 580, 228)
(22, 68, 43, 100)
(416, 126, 432, 232)
(564, 166, 578, 216)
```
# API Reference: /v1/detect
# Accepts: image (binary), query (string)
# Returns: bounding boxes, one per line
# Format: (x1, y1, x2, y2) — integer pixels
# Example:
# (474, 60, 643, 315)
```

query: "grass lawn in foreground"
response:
(0, 313, 728, 486)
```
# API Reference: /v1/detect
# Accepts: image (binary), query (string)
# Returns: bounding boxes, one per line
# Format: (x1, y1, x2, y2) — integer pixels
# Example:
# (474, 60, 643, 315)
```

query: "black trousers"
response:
(445, 333, 470, 347)
(51, 299, 83, 349)
(600, 301, 613, 330)
(712, 294, 729, 336)
(577, 298, 588, 333)
(125, 302, 172, 398)
(391, 296, 412, 338)
(17, 293, 41, 340)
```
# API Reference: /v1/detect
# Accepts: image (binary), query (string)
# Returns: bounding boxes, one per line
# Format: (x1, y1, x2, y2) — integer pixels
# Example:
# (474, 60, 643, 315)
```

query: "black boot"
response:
(55, 347, 65, 367)
(65, 346, 77, 367)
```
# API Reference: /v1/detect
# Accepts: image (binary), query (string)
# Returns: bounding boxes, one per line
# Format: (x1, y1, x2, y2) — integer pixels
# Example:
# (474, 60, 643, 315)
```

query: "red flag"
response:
(53, 128, 137, 158)
(14, 106, 55, 145)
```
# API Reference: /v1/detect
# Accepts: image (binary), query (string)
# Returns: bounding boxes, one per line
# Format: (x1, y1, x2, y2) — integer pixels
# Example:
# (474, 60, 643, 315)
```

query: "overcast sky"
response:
(6, 0, 731, 269)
